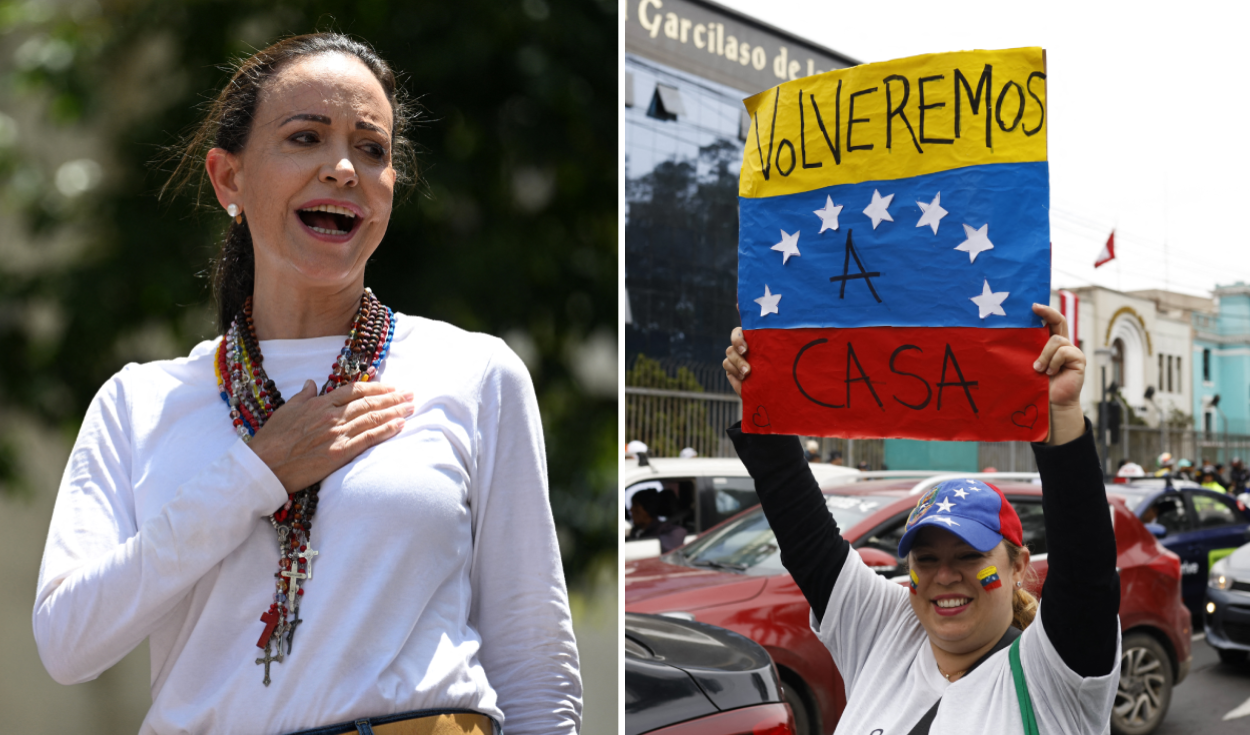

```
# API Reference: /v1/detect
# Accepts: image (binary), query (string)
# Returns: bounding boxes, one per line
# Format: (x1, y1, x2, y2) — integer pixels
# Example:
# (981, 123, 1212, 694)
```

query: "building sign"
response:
(625, 0, 856, 94)
(737, 48, 1051, 442)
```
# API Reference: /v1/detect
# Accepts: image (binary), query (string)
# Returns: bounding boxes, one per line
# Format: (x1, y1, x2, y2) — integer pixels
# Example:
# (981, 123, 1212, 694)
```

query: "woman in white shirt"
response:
(721, 305, 1120, 734)
(33, 32, 580, 735)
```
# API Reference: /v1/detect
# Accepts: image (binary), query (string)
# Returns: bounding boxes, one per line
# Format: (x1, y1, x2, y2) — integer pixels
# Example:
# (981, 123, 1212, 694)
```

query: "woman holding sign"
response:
(32, 33, 579, 735)
(722, 304, 1119, 734)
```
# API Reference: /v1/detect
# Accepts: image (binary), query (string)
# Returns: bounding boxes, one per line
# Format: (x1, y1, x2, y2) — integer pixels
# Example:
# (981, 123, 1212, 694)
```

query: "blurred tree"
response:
(0, 0, 617, 582)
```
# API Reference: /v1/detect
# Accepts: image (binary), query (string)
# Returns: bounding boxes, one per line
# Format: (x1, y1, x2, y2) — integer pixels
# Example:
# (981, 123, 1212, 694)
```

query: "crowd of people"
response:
(1118, 453, 1249, 494)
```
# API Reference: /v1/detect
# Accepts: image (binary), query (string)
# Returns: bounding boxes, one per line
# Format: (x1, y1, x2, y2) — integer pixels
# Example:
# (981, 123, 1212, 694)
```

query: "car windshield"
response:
(673, 494, 888, 575)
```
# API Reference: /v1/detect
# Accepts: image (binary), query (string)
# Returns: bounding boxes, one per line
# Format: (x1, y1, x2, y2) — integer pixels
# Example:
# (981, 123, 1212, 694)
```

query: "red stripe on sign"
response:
(740, 327, 1050, 441)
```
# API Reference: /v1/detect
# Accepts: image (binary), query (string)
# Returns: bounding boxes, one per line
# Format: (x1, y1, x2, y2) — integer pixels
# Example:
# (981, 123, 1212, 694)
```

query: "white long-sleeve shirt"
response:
(33, 314, 582, 735)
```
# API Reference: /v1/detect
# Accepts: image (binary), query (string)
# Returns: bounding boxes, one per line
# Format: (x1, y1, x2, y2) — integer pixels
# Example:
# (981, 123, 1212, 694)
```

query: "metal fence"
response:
(624, 387, 744, 459)
(977, 442, 1039, 473)
(1104, 425, 1250, 469)
(624, 387, 885, 467)
(624, 388, 1250, 472)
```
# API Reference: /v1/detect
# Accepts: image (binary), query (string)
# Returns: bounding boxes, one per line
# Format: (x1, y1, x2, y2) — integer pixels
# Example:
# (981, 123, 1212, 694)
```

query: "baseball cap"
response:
(897, 478, 1024, 558)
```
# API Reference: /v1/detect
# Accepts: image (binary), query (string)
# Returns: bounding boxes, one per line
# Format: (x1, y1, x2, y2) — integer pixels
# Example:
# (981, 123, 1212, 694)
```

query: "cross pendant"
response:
(286, 606, 304, 654)
(257, 607, 280, 649)
(297, 545, 319, 580)
(281, 568, 308, 597)
(255, 640, 280, 686)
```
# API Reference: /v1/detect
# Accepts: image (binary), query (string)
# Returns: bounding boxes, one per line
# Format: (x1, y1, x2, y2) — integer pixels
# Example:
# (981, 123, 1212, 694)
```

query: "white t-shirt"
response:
(33, 314, 582, 735)
(816, 549, 1120, 735)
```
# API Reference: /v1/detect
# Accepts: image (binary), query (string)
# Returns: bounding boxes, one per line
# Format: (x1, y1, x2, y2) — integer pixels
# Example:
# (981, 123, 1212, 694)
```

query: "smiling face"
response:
(212, 52, 396, 297)
(906, 527, 1028, 655)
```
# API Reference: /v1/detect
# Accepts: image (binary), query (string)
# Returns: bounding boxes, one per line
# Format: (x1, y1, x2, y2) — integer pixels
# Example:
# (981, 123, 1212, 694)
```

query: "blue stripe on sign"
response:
(738, 161, 1050, 330)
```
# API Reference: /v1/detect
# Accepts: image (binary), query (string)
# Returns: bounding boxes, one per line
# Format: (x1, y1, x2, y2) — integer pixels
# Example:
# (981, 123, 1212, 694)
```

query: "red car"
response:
(625, 475, 1193, 735)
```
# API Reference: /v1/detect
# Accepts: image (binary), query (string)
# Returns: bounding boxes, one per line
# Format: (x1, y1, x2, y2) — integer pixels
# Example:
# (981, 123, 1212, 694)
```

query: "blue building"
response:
(1193, 282, 1250, 439)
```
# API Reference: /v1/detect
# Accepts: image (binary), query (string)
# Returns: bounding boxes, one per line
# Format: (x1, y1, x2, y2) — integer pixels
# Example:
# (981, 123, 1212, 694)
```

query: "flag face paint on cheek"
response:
(978, 565, 1003, 591)
(910, 569, 919, 595)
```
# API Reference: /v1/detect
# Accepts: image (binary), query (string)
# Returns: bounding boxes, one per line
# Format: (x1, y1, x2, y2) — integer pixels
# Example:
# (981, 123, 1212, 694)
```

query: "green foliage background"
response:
(0, 0, 618, 583)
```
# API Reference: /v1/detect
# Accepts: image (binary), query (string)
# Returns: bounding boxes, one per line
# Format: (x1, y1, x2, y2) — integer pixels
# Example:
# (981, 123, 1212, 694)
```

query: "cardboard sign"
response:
(738, 48, 1050, 441)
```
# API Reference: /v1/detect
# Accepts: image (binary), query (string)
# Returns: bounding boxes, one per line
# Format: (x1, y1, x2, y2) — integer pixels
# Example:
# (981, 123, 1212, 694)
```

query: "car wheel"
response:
(1111, 633, 1173, 735)
(1216, 647, 1248, 665)
(780, 675, 816, 735)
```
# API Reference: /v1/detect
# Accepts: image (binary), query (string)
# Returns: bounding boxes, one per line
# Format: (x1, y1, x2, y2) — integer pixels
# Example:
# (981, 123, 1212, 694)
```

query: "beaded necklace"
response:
(214, 288, 395, 686)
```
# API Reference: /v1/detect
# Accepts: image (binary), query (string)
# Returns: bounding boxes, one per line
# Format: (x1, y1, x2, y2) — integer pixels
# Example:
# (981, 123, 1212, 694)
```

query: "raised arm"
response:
(724, 328, 850, 623)
(1029, 304, 1120, 677)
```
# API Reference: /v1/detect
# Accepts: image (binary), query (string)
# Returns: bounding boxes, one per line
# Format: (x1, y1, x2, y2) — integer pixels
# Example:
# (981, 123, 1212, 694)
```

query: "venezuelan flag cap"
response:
(897, 479, 1023, 557)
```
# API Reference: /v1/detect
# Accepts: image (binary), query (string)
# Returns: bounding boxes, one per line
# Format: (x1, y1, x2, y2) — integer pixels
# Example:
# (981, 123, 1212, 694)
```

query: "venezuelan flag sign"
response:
(739, 48, 1050, 442)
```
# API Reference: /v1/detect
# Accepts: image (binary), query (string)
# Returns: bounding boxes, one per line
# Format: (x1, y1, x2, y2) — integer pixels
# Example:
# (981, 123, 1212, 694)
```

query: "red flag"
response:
(1058, 289, 1079, 342)
(1094, 231, 1115, 268)
(741, 327, 1049, 442)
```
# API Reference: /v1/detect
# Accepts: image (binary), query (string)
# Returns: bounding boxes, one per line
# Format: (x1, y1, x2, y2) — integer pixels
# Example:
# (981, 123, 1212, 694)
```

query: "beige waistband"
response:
(365, 712, 492, 735)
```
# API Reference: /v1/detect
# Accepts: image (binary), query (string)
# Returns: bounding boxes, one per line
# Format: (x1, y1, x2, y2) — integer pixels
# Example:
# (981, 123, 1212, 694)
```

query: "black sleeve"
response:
(1032, 418, 1121, 677)
(727, 422, 849, 623)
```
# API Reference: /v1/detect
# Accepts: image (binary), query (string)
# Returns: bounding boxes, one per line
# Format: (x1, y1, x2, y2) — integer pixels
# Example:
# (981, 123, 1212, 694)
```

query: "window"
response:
(1189, 493, 1239, 529)
(1205, 411, 1213, 434)
(1111, 338, 1125, 389)
(1012, 500, 1048, 555)
(1158, 354, 1164, 391)
(1167, 355, 1173, 393)
(624, 71, 634, 108)
(1203, 348, 1211, 381)
(699, 476, 757, 530)
(647, 83, 686, 121)
(1176, 358, 1181, 393)
(1144, 494, 1189, 535)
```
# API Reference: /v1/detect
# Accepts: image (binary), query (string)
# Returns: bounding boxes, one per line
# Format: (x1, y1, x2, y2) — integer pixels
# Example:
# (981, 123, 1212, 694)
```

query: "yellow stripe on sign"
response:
(740, 48, 1047, 198)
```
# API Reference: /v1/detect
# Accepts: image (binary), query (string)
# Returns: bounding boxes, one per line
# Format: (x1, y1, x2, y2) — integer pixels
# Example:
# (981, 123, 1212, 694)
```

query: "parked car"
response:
(1206, 541, 1250, 665)
(1106, 478, 1250, 623)
(622, 457, 858, 560)
(625, 474, 1193, 735)
(625, 612, 795, 735)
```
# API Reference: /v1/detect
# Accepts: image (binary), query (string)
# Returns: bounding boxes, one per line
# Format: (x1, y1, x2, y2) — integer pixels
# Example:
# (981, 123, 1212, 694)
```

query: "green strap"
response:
(1009, 638, 1040, 735)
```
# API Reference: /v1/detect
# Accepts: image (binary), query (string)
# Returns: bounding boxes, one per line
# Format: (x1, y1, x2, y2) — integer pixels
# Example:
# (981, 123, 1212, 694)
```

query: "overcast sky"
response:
(713, 0, 1250, 299)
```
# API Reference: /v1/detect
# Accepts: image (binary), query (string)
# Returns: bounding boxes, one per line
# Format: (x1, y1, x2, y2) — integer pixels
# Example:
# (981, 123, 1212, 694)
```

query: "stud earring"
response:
(226, 203, 242, 224)
(1016, 581, 1023, 588)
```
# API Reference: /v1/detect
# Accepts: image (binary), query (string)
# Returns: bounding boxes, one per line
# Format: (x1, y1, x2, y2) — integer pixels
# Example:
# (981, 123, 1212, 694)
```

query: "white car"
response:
(622, 456, 860, 561)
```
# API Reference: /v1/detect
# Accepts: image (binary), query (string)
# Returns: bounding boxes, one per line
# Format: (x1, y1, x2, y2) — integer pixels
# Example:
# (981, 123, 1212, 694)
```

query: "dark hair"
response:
(631, 489, 662, 518)
(161, 33, 418, 332)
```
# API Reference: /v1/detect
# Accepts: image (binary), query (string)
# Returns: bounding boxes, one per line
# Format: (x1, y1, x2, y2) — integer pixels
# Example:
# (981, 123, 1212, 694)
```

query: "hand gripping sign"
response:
(738, 48, 1050, 441)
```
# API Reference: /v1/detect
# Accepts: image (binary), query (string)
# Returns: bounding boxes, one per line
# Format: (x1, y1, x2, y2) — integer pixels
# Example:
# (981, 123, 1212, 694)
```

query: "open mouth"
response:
(932, 597, 972, 615)
(297, 204, 360, 237)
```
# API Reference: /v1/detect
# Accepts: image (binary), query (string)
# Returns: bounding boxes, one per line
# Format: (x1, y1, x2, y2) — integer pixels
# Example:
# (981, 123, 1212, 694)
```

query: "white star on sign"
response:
(952, 488, 969, 499)
(754, 285, 781, 317)
(955, 223, 995, 262)
(771, 229, 801, 264)
(936, 498, 955, 513)
(932, 516, 960, 527)
(814, 196, 843, 233)
(915, 192, 948, 235)
(863, 189, 894, 229)
(970, 279, 1010, 319)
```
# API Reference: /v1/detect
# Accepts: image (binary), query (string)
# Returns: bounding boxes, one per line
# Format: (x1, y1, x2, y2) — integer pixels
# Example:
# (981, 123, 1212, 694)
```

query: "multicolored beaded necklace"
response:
(214, 288, 395, 686)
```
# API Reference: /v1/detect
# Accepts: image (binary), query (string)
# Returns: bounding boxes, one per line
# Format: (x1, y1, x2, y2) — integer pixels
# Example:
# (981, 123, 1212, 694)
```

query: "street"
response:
(1157, 635, 1250, 734)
